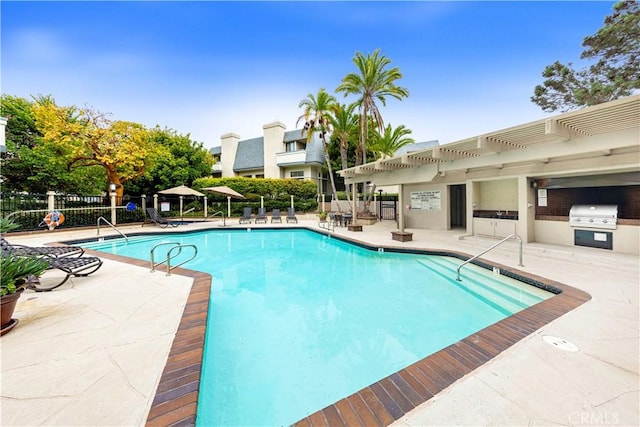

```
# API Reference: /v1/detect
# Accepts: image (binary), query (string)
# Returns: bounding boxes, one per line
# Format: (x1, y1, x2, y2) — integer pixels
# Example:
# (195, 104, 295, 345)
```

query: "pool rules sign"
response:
(410, 190, 441, 211)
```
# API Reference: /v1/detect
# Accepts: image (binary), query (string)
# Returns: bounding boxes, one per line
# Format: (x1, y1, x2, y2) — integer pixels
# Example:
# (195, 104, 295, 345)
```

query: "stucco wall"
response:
(403, 183, 450, 230)
(535, 220, 639, 255)
(477, 179, 518, 211)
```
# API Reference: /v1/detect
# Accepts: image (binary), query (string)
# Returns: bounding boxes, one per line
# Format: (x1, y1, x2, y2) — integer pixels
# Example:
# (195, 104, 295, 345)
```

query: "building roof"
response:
(209, 146, 221, 156)
(284, 129, 305, 142)
(304, 137, 325, 165)
(234, 137, 264, 171)
(341, 95, 640, 179)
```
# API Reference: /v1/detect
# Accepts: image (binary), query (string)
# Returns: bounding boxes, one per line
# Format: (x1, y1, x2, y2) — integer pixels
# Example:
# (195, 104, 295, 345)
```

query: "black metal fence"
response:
(0, 193, 145, 232)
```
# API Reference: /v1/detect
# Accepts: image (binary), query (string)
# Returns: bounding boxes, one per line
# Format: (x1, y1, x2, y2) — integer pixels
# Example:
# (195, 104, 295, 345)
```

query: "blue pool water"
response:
(80, 229, 552, 426)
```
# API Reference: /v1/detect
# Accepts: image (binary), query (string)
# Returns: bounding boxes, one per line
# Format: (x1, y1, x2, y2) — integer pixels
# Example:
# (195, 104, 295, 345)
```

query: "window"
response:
(290, 171, 304, 179)
(286, 142, 296, 152)
(256, 174, 264, 179)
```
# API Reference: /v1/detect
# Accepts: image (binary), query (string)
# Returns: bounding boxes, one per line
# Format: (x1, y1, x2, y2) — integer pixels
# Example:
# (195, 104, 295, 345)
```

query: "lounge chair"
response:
(146, 208, 179, 228)
(271, 209, 282, 223)
(286, 208, 298, 223)
(239, 207, 253, 224)
(35, 255, 104, 292)
(1, 236, 84, 258)
(255, 207, 267, 224)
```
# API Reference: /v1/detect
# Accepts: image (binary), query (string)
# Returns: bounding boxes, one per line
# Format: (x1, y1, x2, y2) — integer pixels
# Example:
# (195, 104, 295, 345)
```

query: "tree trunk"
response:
(339, 140, 352, 208)
(322, 135, 339, 210)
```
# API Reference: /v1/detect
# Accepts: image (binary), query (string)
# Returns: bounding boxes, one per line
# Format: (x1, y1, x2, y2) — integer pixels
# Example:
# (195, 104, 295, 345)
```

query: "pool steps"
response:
(416, 256, 549, 315)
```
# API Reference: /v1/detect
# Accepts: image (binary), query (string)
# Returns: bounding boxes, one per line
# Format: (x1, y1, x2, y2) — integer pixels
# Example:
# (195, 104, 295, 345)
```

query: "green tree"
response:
(336, 49, 409, 167)
(32, 99, 166, 200)
(328, 102, 359, 206)
(126, 127, 214, 195)
(370, 123, 415, 159)
(297, 88, 339, 201)
(0, 95, 105, 194)
(532, 1, 640, 112)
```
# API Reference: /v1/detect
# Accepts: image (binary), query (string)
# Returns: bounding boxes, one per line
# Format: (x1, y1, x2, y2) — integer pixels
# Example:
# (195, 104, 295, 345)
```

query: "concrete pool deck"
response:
(1, 218, 638, 426)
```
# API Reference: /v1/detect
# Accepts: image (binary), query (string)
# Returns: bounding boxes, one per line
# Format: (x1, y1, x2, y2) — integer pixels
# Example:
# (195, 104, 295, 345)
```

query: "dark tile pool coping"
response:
(82, 230, 591, 427)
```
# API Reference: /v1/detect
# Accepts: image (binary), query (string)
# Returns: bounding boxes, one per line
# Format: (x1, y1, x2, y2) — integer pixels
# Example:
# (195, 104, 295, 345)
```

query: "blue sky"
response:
(2, 1, 615, 150)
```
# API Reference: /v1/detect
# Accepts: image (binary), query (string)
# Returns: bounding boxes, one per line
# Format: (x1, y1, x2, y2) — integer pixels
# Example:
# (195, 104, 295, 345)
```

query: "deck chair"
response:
(286, 208, 298, 223)
(35, 255, 104, 292)
(239, 207, 253, 224)
(255, 207, 267, 224)
(146, 208, 179, 228)
(271, 209, 282, 223)
(1, 236, 84, 258)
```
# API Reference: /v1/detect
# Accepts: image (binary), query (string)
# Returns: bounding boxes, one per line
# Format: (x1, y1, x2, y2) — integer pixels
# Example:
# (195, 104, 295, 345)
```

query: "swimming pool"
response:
(80, 229, 553, 425)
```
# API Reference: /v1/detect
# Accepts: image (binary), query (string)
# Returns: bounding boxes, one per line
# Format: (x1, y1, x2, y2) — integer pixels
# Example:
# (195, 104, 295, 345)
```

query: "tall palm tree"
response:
(329, 103, 359, 173)
(370, 123, 415, 159)
(297, 88, 339, 202)
(329, 102, 359, 206)
(336, 49, 409, 167)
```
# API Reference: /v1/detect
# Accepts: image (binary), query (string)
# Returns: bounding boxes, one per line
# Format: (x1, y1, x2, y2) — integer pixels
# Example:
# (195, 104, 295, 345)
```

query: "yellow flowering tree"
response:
(32, 99, 166, 200)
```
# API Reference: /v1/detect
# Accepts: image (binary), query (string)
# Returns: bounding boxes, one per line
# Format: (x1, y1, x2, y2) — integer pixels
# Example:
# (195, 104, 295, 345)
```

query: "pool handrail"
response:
(150, 242, 197, 275)
(456, 234, 523, 281)
(97, 216, 128, 241)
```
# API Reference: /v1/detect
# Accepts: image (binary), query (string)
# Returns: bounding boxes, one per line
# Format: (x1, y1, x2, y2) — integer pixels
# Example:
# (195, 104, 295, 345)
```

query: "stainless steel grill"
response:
(569, 205, 618, 230)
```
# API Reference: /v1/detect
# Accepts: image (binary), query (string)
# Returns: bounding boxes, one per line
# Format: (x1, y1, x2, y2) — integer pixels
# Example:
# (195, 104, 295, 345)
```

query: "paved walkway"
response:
(1, 218, 638, 426)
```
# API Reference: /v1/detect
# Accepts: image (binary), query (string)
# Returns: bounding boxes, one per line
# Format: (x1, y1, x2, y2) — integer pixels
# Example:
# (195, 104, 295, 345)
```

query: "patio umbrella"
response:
(201, 186, 245, 199)
(157, 185, 205, 219)
(158, 185, 205, 197)
(201, 186, 246, 224)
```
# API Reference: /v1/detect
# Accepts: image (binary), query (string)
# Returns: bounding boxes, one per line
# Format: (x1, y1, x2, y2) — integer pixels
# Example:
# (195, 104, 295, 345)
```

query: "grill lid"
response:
(569, 205, 618, 229)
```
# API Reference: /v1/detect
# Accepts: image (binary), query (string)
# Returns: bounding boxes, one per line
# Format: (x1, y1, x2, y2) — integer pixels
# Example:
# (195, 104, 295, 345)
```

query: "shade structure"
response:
(157, 185, 205, 197)
(201, 186, 246, 199)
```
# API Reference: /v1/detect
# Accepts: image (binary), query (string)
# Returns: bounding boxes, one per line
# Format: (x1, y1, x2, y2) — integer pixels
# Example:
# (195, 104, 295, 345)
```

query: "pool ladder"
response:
(150, 242, 198, 276)
(456, 234, 523, 281)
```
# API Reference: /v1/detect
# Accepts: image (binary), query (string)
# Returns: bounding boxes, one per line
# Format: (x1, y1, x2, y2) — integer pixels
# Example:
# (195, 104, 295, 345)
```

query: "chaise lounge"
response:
(239, 207, 253, 224)
(146, 208, 179, 228)
(271, 209, 282, 223)
(255, 207, 267, 224)
(1, 236, 84, 258)
(286, 208, 298, 223)
(36, 255, 104, 292)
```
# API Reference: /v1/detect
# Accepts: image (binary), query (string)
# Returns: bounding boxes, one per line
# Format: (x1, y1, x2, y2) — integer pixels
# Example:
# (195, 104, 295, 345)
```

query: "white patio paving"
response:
(1, 218, 638, 426)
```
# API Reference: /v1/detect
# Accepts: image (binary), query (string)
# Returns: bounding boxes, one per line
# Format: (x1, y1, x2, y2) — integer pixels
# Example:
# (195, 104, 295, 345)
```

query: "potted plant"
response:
(1, 218, 51, 335)
(318, 211, 328, 222)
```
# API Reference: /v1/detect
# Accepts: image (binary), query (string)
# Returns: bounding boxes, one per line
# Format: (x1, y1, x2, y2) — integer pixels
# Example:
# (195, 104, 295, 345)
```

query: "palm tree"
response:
(336, 49, 409, 167)
(370, 123, 415, 160)
(329, 102, 359, 206)
(297, 88, 339, 202)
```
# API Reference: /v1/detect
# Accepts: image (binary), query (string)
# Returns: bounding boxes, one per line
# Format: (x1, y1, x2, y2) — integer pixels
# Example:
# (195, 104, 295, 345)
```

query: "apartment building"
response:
(211, 121, 327, 193)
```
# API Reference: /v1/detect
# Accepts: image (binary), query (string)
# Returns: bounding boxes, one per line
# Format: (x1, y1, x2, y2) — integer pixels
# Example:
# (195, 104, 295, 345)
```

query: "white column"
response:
(46, 191, 56, 212)
(261, 196, 264, 209)
(179, 196, 184, 218)
(290, 195, 294, 209)
(203, 196, 208, 218)
(227, 196, 231, 217)
(351, 184, 357, 224)
(398, 184, 405, 232)
(153, 194, 158, 211)
(110, 191, 117, 224)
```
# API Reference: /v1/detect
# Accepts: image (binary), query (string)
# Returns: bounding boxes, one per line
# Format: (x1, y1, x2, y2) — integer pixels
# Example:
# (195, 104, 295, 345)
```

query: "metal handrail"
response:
(456, 234, 523, 281)
(165, 244, 197, 276)
(318, 218, 335, 232)
(97, 216, 128, 241)
(209, 210, 227, 226)
(150, 242, 197, 275)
